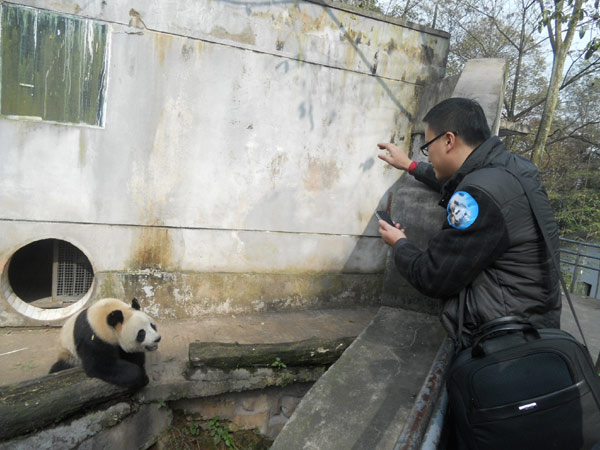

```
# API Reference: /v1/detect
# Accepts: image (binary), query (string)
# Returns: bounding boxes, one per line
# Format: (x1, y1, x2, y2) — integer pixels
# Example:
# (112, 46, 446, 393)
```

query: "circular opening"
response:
(3, 238, 95, 321)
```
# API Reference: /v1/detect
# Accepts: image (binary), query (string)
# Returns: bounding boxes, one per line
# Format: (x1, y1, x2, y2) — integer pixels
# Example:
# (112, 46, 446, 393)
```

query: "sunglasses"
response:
(420, 131, 458, 156)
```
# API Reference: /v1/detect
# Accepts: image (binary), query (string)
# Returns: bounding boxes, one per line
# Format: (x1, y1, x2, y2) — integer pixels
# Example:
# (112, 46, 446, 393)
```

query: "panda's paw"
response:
(128, 373, 149, 389)
(49, 359, 74, 374)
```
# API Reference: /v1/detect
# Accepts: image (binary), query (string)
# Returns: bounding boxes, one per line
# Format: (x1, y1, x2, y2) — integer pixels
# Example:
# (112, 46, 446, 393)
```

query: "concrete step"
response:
(271, 306, 447, 450)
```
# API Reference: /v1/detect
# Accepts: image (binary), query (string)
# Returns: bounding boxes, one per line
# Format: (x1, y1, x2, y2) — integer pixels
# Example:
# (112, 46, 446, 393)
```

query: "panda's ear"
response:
(131, 298, 141, 310)
(107, 310, 124, 328)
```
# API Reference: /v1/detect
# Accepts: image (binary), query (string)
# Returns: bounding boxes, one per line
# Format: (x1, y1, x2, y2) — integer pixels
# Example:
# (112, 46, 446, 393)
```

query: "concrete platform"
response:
(561, 293, 600, 364)
(271, 307, 446, 450)
(0, 307, 379, 387)
(268, 294, 600, 450)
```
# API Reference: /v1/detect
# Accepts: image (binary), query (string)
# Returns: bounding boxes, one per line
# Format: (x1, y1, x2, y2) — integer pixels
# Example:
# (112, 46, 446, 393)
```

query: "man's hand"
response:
(377, 142, 413, 171)
(378, 220, 407, 246)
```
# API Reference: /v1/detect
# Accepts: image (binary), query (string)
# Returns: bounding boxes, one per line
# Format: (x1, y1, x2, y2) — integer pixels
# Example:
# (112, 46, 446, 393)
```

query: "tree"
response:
(540, 60, 600, 239)
(530, 0, 586, 165)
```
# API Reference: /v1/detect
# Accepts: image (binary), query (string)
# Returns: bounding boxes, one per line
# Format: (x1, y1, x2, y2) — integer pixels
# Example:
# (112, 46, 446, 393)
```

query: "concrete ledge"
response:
(0, 401, 172, 450)
(0, 364, 326, 443)
(271, 306, 446, 450)
(138, 365, 326, 404)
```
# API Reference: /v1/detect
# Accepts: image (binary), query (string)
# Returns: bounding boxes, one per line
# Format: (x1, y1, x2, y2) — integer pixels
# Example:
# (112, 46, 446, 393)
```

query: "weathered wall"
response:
(0, 0, 449, 325)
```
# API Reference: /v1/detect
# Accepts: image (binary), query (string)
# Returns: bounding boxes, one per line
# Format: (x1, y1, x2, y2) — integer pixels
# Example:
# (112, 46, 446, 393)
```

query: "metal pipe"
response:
(393, 337, 455, 450)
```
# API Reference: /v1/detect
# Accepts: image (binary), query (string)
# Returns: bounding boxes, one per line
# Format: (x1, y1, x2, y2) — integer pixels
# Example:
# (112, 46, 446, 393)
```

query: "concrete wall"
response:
(0, 0, 449, 325)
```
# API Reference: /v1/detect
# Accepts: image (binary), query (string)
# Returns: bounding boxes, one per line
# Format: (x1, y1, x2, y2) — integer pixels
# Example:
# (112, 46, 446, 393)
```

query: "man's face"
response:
(424, 125, 453, 181)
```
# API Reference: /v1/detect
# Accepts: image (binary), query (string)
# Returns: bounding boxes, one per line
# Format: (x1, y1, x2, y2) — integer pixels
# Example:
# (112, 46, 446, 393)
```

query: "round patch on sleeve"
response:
(447, 191, 479, 229)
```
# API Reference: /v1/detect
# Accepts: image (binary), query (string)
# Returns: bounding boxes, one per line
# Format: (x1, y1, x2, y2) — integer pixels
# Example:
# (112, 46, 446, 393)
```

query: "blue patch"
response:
(447, 191, 479, 229)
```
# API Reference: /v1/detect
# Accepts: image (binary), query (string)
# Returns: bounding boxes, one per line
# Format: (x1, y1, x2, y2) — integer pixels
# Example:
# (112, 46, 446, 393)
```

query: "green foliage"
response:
(271, 357, 287, 369)
(538, 1, 582, 32)
(184, 420, 203, 436)
(543, 152, 600, 241)
(580, 2, 600, 59)
(586, 37, 600, 59)
(209, 417, 238, 449)
(549, 188, 600, 240)
(538, 59, 600, 241)
(280, 373, 295, 387)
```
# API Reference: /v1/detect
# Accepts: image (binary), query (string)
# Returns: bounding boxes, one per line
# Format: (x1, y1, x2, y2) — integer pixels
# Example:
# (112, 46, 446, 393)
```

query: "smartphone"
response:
(375, 210, 395, 226)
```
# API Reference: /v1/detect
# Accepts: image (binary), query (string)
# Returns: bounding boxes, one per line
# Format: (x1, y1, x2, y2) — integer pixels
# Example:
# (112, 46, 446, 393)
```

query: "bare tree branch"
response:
(512, 57, 600, 121)
(547, 120, 600, 147)
(548, 134, 600, 147)
(454, 20, 494, 55)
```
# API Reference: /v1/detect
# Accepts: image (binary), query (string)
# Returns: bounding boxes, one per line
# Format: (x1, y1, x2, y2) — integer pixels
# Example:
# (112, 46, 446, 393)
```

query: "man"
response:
(377, 97, 561, 348)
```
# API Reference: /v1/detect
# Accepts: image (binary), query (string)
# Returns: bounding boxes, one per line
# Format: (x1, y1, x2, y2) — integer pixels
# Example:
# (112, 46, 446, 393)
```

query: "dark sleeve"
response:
(392, 186, 510, 298)
(411, 162, 443, 192)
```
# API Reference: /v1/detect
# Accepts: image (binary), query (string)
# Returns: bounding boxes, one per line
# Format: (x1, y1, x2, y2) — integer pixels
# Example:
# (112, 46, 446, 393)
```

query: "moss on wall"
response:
(93, 271, 383, 320)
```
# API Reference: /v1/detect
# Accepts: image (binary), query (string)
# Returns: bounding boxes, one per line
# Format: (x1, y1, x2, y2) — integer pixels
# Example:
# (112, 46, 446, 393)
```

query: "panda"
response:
(49, 297, 161, 389)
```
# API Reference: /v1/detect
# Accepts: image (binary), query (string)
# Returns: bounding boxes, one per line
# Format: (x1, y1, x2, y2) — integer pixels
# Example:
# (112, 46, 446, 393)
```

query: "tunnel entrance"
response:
(7, 239, 94, 309)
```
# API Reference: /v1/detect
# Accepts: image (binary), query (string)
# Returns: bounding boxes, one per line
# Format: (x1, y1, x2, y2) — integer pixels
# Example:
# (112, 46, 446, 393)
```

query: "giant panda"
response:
(49, 297, 161, 388)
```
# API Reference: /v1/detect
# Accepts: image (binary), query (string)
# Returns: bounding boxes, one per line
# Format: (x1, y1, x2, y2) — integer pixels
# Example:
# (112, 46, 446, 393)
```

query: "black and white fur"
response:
(49, 298, 161, 388)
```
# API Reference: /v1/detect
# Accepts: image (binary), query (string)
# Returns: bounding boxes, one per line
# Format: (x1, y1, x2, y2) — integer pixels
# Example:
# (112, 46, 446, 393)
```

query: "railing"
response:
(559, 238, 600, 299)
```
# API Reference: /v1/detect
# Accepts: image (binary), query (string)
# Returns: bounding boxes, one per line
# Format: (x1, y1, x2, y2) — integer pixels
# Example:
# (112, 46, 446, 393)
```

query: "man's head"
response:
(422, 98, 491, 181)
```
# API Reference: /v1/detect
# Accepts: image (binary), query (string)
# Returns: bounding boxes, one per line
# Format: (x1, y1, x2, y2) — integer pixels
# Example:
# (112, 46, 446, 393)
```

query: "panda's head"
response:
(105, 298, 161, 353)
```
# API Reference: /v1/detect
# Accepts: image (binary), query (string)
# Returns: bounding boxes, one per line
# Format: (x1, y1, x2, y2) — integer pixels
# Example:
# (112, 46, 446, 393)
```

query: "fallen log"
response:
(189, 336, 355, 370)
(0, 368, 132, 441)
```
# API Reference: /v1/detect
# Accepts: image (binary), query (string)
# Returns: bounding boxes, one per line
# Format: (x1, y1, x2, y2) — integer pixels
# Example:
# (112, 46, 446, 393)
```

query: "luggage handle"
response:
(471, 323, 541, 358)
(476, 315, 532, 334)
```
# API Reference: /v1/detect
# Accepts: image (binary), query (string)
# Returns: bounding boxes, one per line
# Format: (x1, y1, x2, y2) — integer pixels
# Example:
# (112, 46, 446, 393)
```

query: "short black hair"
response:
(423, 98, 491, 147)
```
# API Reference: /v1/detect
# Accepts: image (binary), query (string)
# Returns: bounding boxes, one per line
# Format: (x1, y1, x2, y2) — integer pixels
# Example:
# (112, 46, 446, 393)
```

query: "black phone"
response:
(375, 210, 394, 226)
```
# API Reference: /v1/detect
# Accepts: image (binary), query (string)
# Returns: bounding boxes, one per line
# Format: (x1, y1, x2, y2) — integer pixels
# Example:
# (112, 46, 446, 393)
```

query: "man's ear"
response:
(444, 132, 457, 153)
(107, 310, 124, 328)
(442, 131, 464, 155)
(131, 298, 141, 310)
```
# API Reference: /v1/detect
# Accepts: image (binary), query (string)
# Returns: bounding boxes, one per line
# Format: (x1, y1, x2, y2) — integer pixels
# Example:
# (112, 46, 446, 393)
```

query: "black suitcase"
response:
(447, 321, 600, 450)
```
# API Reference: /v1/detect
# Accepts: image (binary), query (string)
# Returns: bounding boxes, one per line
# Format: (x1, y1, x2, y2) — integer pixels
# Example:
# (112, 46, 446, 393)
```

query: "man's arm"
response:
(391, 186, 510, 298)
(377, 142, 412, 170)
(377, 142, 442, 192)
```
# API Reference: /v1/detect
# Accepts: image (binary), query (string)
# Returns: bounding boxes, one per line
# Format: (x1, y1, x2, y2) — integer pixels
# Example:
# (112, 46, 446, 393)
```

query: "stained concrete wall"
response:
(0, 0, 449, 325)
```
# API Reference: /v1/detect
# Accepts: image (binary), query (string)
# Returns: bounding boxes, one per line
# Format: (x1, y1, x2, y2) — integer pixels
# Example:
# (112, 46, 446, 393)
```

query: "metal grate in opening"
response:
(56, 241, 94, 299)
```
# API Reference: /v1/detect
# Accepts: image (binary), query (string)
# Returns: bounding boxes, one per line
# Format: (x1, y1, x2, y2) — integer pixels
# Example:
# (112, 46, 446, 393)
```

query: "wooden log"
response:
(189, 337, 355, 370)
(0, 368, 132, 441)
